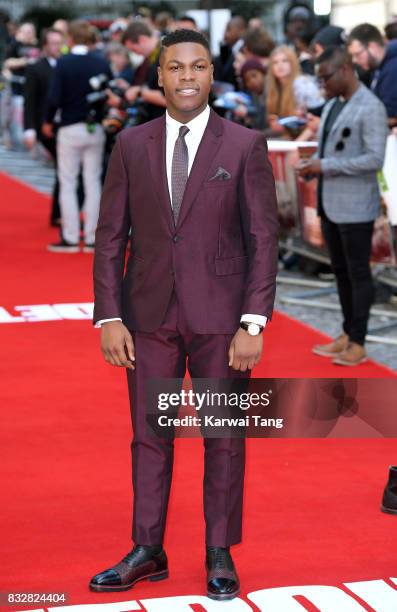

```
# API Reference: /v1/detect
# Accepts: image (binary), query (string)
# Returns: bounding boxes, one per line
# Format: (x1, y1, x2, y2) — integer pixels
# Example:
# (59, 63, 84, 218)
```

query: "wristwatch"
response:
(240, 322, 263, 336)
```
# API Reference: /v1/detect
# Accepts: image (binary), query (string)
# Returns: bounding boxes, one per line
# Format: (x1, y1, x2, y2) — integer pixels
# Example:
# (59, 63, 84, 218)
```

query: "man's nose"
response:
(181, 68, 196, 81)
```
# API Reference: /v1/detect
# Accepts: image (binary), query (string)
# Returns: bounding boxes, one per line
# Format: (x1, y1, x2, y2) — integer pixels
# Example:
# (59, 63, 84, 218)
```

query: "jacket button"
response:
(173, 235, 180, 243)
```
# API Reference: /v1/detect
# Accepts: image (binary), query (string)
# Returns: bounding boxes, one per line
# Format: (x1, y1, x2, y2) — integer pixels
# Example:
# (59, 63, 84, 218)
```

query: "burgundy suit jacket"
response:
(93, 109, 278, 333)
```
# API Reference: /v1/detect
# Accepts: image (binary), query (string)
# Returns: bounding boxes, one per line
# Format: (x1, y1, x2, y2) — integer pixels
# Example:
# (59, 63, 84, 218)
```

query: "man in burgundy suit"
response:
(90, 29, 278, 601)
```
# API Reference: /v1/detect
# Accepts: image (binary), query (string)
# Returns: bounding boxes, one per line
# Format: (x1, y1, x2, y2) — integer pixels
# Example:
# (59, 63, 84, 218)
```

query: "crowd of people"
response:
(1, 8, 397, 365)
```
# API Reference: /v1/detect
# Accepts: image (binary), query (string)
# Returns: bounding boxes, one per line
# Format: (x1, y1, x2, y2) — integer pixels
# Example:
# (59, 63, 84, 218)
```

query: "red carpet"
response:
(1, 171, 397, 611)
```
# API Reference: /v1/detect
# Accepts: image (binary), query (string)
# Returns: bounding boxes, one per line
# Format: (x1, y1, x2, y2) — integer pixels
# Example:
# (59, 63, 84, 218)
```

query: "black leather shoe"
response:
(381, 466, 397, 514)
(89, 545, 168, 592)
(206, 546, 240, 601)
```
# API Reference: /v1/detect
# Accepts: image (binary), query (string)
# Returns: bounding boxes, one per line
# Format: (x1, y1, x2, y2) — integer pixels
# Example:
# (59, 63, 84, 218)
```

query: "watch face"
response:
(248, 323, 260, 336)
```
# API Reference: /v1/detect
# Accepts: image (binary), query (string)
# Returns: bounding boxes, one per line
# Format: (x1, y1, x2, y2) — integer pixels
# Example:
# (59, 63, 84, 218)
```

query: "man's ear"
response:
(210, 63, 214, 83)
(157, 65, 163, 87)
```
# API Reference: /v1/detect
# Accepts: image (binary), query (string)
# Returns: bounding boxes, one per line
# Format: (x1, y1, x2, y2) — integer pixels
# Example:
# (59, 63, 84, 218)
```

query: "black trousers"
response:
(38, 134, 60, 223)
(321, 215, 374, 346)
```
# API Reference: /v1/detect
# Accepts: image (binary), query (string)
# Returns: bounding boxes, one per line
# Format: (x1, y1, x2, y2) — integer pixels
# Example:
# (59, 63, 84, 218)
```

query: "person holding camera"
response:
(42, 20, 112, 253)
(105, 22, 167, 126)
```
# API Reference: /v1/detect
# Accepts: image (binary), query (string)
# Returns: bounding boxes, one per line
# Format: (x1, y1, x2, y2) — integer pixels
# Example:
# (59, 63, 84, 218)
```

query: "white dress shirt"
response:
(96, 105, 267, 329)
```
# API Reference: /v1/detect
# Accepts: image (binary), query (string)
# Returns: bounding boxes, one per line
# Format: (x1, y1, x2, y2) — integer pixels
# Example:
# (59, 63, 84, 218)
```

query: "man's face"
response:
(224, 21, 242, 46)
(124, 34, 154, 57)
(18, 23, 36, 44)
(53, 19, 68, 37)
(347, 39, 379, 70)
(45, 32, 63, 58)
(285, 20, 307, 43)
(316, 60, 343, 99)
(158, 42, 213, 122)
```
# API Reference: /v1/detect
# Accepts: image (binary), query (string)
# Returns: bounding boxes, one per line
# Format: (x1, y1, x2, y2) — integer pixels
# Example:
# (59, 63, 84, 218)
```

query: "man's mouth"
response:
(176, 88, 199, 96)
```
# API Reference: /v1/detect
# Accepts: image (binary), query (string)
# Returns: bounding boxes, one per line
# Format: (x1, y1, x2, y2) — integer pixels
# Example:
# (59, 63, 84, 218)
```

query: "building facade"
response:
(332, 0, 396, 30)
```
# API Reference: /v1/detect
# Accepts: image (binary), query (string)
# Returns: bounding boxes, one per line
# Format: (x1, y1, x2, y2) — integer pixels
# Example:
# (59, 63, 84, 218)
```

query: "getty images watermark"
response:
(156, 387, 283, 430)
(146, 378, 397, 439)
(146, 378, 283, 439)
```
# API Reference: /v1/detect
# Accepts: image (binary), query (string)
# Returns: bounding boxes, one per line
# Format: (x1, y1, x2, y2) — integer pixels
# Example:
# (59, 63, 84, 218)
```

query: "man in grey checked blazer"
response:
(299, 46, 388, 366)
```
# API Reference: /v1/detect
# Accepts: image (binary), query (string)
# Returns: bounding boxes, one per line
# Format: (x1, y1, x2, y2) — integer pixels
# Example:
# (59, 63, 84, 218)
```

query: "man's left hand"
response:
(228, 328, 263, 372)
(297, 158, 322, 176)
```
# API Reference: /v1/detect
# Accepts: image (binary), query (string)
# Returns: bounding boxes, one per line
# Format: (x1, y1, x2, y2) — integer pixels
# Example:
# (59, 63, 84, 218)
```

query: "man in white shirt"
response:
(90, 28, 278, 601)
(42, 20, 112, 252)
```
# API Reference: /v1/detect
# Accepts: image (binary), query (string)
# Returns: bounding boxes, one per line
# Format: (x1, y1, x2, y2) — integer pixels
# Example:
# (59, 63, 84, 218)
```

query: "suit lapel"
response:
(146, 116, 175, 233)
(176, 109, 223, 230)
(328, 86, 363, 137)
(317, 100, 333, 148)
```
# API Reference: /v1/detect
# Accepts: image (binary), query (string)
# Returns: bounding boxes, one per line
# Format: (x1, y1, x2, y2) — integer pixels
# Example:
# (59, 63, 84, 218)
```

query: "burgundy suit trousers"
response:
(126, 291, 248, 547)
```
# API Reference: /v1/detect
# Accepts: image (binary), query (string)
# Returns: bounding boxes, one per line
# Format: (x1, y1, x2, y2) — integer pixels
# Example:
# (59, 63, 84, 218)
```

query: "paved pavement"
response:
(1, 142, 396, 371)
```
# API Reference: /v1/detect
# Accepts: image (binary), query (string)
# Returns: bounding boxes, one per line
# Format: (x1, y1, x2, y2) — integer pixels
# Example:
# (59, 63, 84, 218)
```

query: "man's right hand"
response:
(100, 321, 135, 370)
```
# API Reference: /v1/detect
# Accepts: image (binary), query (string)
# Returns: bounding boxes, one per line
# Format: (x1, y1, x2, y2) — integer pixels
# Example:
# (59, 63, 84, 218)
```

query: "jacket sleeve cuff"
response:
(320, 158, 335, 176)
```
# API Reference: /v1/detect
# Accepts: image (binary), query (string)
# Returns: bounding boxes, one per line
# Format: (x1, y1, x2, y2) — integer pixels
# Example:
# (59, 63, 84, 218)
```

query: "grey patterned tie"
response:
(171, 125, 189, 225)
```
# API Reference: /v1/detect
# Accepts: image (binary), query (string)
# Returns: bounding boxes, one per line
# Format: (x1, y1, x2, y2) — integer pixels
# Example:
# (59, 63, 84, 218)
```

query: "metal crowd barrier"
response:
(267, 140, 397, 345)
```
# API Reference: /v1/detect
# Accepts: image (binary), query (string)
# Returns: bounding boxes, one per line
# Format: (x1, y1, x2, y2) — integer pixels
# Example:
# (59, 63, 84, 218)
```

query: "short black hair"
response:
(385, 22, 397, 41)
(159, 28, 211, 62)
(348, 23, 384, 47)
(316, 45, 352, 68)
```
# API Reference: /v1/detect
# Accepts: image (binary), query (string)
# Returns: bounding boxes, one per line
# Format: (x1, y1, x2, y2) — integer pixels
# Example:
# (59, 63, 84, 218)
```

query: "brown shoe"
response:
(332, 342, 367, 366)
(312, 333, 349, 357)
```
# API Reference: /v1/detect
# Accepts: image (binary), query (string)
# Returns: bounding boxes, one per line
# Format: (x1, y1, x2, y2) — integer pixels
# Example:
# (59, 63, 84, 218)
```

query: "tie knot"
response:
(179, 125, 189, 139)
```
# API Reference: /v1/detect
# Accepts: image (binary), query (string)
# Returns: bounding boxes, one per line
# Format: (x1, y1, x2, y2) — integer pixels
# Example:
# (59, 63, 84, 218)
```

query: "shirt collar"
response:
(166, 105, 210, 139)
(71, 45, 89, 55)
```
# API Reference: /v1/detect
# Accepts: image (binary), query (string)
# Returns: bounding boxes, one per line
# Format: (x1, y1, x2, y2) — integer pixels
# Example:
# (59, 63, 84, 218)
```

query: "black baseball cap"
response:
(312, 25, 346, 48)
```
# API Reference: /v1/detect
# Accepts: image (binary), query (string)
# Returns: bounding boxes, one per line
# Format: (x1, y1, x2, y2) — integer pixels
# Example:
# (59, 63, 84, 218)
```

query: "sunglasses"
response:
(335, 127, 351, 151)
(316, 70, 338, 85)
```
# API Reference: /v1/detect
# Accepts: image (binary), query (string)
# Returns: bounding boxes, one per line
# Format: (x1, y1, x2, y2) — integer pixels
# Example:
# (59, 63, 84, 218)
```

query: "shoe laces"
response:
(207, 546, 231, 569)
(122, 544, 162, 565)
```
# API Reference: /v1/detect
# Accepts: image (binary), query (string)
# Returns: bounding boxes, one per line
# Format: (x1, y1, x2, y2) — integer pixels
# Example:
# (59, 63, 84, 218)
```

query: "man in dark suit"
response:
(214, 16, 247, 89)
(24, 28, 63, 225)
(90, 29, 278, 601)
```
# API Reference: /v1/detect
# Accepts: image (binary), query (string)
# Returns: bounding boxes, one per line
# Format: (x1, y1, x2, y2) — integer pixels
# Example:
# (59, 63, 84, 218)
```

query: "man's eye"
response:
(195, 65, 205, 70)
(170, 65, 180, 71)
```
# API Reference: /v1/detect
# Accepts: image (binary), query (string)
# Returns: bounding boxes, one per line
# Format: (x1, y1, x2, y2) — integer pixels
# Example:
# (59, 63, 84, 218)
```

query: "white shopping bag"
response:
(379, 134, 397, 225)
